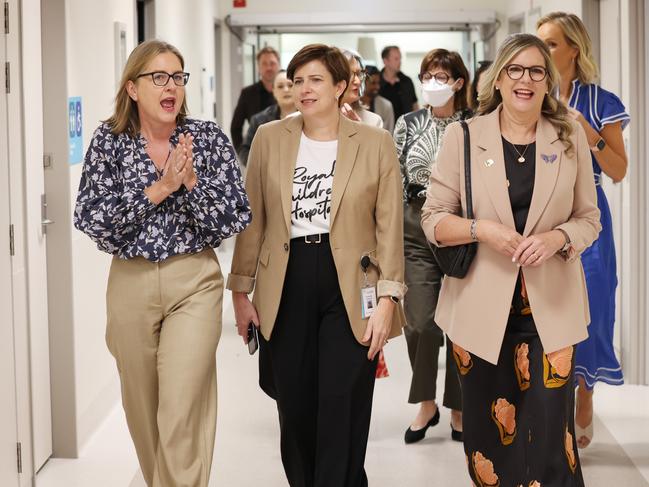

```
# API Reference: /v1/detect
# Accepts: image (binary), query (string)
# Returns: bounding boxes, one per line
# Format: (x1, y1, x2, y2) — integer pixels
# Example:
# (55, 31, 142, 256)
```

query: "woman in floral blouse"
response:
(394, 48, 472, 444)
(74, 39, 250, 487)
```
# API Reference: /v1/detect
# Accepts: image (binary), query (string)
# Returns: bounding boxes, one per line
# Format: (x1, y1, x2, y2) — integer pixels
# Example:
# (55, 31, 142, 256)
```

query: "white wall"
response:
(156, 0, 220, 121)
(505, 0, 582, 33)
(598, 0, 626, 359)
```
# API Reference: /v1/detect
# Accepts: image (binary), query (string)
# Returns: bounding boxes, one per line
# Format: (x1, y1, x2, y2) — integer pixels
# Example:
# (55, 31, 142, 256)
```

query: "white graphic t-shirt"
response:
(290, 133, 338, 239)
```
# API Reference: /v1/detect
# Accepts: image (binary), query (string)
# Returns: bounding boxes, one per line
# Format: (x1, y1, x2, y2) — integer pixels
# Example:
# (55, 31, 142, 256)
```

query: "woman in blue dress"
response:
(538, 12, 630, 449)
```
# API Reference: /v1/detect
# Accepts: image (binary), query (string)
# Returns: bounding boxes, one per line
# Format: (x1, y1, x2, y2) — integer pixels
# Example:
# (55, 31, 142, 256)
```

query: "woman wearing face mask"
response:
(238, 70, 297, 167)
(393, 48, 472, 444)
(340, 49, 384, 128)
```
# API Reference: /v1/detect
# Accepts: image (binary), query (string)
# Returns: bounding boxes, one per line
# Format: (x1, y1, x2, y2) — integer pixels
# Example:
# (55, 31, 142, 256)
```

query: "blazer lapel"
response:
(279, 115, 303, 233)
(475, 108, 516, 229)
(330, 116, 360, 227)
(523, 116, 562, 236)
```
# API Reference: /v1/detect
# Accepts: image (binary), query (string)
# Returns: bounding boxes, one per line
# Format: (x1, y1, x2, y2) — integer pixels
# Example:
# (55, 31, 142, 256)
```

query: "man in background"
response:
(362, 65, 395, 133)
(230, 46, 281, 152)
(379, 46, 418, 120)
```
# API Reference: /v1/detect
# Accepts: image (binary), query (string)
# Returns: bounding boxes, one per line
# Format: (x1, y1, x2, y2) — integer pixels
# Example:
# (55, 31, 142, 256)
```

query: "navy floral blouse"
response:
(74, 118, 251, 262)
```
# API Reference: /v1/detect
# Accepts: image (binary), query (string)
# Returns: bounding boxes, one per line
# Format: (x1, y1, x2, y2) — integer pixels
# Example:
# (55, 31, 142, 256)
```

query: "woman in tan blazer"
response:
(227, 44, 406, 487)
(421, 34, 600, 487)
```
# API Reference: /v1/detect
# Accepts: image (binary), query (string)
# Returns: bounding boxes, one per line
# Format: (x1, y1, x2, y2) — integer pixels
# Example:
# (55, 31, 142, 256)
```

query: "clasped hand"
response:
(478, 220, 564, 267)
(160, 133, 197, 194)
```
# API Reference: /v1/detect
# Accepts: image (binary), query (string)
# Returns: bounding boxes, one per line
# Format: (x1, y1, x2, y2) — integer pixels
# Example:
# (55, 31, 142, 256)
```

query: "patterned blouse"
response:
(74, 119, 251, 262)
(394, 108, 470, 200)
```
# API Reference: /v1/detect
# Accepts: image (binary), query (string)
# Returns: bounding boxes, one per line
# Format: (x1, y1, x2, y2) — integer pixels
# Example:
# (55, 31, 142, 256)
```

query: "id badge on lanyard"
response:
(360, 255, 378, 319)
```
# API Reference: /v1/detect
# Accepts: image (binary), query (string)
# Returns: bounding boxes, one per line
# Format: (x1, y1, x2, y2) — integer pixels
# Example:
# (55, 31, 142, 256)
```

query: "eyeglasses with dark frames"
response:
(418, 71, 451, 84)
(503, 64, 547, 82)
(138, 71, 190, 87)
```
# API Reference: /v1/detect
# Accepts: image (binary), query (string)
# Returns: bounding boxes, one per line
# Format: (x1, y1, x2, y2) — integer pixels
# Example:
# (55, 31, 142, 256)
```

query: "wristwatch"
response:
(557, 228, 571, 253)
(591, 137, 606, 152)
(389, 295, 400, 304)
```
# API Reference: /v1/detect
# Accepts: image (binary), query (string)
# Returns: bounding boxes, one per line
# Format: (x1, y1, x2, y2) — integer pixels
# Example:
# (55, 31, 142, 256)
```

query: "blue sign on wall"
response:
(68, 97, 83, 165)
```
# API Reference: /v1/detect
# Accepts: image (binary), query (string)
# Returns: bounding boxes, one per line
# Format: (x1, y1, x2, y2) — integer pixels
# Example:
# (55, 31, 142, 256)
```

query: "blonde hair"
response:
(477, 33, 574, 155)
(537, 11, 598, 84)
(105, 39, 189, 136)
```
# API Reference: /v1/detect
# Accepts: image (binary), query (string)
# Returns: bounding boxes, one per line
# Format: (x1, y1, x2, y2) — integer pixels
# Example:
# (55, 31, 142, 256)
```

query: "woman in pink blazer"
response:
(421, 34, 600, 486)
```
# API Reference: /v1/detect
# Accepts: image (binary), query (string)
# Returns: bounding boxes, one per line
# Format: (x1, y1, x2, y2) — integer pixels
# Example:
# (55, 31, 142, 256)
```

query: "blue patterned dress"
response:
(569, 79, 630, 389)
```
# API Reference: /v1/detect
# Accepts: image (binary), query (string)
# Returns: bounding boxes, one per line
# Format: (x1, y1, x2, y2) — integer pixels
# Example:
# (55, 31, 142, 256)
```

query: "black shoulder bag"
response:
(430, 120, 477, 278)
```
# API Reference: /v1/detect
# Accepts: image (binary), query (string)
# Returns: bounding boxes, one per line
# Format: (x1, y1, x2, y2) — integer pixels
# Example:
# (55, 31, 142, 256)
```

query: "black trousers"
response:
(456, 313, 585, 487)
(259, 238, 378, 487)
(403, 200, 462, 408)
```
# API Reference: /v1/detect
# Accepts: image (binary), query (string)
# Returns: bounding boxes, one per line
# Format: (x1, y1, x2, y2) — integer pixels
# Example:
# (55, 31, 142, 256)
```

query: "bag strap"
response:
(460, 120, 474, 219)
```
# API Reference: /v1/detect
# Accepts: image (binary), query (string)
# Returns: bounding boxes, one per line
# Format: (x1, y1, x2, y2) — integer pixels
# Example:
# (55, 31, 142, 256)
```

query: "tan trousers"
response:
(106, 249, 223, 487)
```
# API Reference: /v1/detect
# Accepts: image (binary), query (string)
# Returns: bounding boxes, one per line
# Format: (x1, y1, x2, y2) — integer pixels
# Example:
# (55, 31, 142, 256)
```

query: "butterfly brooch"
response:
(541, 153, 557, 164)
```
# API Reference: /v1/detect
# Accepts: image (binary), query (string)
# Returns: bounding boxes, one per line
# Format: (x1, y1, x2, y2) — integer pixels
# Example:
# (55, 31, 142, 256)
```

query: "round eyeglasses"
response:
(418, 71, 450, 84)
(138, 71, 190, 87)
(351, 69, 367, 82)
(503, 64, 547, 82)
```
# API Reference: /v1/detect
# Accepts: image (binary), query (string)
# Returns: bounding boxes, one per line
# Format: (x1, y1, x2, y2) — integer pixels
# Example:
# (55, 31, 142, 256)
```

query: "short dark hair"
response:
(419, 48, 471, 112)
(365, 65, 380, 77)
(286, 44, 350, 106)
(471, 60, 492, 110)
(381, 46, 399, 60)
(256, 46, 280, 63)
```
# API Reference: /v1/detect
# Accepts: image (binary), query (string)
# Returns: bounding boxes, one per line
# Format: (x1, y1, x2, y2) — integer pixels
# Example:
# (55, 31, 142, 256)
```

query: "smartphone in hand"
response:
(247, 322, 259, 355)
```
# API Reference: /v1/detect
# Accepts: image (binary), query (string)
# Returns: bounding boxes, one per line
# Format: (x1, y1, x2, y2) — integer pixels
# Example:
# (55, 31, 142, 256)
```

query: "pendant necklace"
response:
(154, 148, 172, 179)
(508, 139, 531, 164)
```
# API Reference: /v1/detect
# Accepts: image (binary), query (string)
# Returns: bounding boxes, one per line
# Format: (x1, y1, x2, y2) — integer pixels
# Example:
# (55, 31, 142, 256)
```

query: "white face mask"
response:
(421, 79, 458, 107)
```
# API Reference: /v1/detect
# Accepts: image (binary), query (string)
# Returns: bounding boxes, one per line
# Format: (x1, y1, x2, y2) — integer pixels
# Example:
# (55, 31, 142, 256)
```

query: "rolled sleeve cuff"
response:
(421, 211, 452, 247)
(377, 280, 407, 300)
(226, 273, 256, 294)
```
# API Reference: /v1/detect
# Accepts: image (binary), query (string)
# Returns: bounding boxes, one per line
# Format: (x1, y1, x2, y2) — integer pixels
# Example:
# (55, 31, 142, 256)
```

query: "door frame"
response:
(6, 0, 54, 482)
(1, 7, 20, 485)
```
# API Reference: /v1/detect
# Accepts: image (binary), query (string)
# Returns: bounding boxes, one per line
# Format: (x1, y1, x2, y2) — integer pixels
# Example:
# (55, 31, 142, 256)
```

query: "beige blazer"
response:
(227, 114, 406, 344)
(421, 106, 601, 365)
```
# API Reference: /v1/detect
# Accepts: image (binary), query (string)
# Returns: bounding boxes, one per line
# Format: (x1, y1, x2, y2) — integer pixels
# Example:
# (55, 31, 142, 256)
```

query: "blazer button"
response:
(284, 243, 289, 252)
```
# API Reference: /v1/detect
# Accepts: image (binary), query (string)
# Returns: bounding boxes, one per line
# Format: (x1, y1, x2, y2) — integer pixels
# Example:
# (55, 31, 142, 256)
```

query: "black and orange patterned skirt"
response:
(453, 313, 585, 487)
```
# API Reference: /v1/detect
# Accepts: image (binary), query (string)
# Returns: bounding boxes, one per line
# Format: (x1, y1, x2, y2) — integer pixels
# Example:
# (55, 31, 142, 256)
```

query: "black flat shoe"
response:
(451, 424, 463, 442)
(404, 408, 440, 444)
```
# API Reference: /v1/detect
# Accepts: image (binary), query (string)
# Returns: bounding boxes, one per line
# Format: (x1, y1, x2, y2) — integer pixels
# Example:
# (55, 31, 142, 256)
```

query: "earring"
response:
(495, 86, 500, 91)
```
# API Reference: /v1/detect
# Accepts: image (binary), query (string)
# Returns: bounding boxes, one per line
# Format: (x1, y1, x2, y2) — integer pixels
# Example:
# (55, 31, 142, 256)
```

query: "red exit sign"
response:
(233, 0, 246, 7)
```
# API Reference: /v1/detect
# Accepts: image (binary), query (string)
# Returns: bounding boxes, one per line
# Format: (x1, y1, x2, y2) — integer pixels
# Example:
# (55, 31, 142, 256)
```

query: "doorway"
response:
(508, 14, 524, 34)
